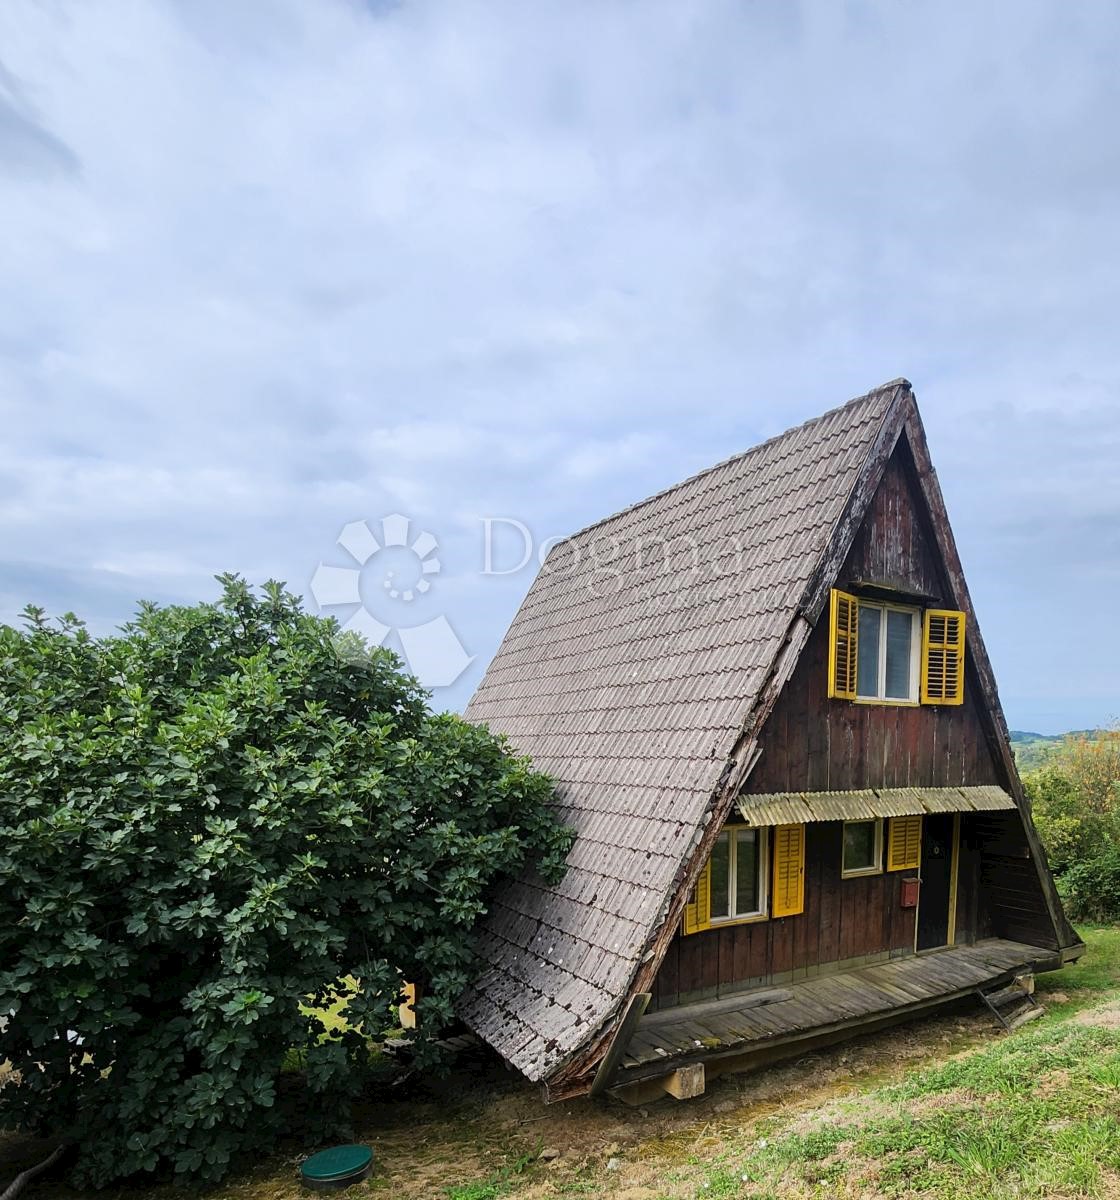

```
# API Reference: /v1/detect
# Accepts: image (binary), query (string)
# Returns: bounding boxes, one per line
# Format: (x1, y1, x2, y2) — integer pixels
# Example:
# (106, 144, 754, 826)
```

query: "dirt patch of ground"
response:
(902, 1085, 981, 1118)
(1074, 997, 1120, 1029)
(1099, 1170, 1120, 1200)
(1035, 1066, 1074, 1098)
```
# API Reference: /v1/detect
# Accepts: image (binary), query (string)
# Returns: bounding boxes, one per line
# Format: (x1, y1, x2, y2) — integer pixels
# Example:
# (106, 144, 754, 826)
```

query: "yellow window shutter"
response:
(772, 824, 805, 917)
(682, 858, 712, 935)
(828, 589, 859, 700)
(887, 815, 922, 871)
(921, 609, 966, 705)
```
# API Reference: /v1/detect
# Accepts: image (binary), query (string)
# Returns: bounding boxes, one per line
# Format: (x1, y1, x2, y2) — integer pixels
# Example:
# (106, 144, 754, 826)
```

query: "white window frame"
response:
(709, 824, 770, 924)
(841, 818, 884, 878)
(855, 601, 921, 705)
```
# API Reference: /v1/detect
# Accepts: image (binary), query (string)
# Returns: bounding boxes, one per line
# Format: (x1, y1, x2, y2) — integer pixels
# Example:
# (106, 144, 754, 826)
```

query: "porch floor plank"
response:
(619, 938, 1052, 1073)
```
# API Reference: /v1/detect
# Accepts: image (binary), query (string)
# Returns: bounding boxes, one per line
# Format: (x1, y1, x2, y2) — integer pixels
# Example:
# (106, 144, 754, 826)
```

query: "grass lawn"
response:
(683, 971, 1120, 1199)
(444, 929, 1120, 1200)
(5, 929, 1119, 1200)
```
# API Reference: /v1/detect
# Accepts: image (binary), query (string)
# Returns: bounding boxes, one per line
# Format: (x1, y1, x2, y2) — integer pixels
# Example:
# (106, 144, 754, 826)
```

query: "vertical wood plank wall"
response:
(973, 812, 1059, 949)
(652, 821, 917, 1009)
(747, 600, 1003, 795)
(650, 445, 1018, 1010)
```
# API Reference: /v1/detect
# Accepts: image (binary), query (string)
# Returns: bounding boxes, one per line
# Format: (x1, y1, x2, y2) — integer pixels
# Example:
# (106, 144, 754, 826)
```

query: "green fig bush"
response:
(0, 576, 569, 1186)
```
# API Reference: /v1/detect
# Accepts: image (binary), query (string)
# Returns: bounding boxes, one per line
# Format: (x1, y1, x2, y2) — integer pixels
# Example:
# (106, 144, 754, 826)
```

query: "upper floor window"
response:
(828, 589, 966, 706)
(857, 602, 919, 702)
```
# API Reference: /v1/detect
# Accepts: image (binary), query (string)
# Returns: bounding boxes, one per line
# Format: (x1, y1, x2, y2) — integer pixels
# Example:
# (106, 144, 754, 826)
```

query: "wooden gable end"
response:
(748, 444, 1002, 796)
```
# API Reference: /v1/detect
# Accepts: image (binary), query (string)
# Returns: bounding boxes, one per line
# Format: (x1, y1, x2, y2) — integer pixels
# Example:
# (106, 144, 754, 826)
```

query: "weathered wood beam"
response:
(639, 986, 793, 1030)
(608, 1000, 959, 1104)
(588, 992, 650, 1098)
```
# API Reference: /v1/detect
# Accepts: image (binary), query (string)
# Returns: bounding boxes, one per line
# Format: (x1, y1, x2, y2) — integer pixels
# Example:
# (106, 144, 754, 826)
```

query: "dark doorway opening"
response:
(917, 813, 955, 951)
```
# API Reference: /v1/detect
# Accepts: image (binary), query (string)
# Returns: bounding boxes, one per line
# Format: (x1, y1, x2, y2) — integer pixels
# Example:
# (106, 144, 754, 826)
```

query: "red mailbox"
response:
(900, 877, 920, 908)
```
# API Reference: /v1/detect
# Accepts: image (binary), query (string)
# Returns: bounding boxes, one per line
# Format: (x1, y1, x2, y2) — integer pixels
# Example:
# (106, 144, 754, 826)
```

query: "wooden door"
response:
(917, 813, 955, 951)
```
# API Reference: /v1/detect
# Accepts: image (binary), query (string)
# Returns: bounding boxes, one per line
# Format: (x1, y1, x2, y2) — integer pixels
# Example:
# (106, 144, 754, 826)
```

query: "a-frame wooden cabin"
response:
(459, 381, 1083, 1103)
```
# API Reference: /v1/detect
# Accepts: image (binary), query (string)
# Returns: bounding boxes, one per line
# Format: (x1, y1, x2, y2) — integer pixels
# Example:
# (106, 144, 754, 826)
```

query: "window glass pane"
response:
(734, 828, 760, 915)
(884, 610, 913, 699)
(709, 832, 730, 918)
(843, 820, 878, 872)
(857, 605, 881, 697)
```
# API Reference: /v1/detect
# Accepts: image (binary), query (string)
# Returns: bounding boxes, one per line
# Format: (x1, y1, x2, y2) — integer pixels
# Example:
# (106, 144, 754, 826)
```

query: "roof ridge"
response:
(555, 378, 911, 547)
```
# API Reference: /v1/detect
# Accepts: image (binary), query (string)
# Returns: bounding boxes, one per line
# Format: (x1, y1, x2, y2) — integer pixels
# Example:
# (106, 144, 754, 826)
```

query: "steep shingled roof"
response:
(459, 382, 907, 1082)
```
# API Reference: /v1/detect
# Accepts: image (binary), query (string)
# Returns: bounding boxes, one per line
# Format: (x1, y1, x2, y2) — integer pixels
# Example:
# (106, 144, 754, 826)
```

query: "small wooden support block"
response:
(1014, 972, 1036, 995)
(662, 1062, 706, 1100)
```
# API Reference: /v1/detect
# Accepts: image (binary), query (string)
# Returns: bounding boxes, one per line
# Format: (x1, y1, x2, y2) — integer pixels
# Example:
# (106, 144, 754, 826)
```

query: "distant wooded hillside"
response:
(1011, 729, 1106, 772)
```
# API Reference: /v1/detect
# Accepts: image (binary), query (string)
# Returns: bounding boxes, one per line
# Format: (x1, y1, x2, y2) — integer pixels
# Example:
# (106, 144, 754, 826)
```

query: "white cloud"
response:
(0, 0, 1118, 729)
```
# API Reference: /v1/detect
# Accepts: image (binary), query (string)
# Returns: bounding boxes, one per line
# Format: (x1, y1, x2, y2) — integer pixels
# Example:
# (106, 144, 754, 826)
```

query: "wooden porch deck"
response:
(618, 938, 1056, 1082)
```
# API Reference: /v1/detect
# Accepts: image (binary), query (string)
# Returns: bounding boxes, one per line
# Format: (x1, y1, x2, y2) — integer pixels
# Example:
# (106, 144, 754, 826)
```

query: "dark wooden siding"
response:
(650, 444, 1018, 1009)
(973, 812, 1059, 950)
(651, 821, 918, 1009)
(844, 448, 944, 598)
(749, 446, 1003, 796)
(747, 603, 1002, 795)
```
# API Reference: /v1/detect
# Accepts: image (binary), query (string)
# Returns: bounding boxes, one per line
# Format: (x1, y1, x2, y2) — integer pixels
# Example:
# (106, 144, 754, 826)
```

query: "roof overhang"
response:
(735, 785, 1015, 826)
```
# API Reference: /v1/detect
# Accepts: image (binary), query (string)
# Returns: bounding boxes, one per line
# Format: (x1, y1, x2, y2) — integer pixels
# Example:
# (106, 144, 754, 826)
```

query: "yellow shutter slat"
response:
(828, 589, 859, 700)
(682, 858, 712, 935)
(921, 609, 966, 705)
(887, 815, 922, 871)
(771, 824, 805, 917)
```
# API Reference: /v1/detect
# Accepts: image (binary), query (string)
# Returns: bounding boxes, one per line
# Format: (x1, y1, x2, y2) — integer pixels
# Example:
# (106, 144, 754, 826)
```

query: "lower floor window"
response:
(709, 826, 768, 921)
(842, 818, 883, 877)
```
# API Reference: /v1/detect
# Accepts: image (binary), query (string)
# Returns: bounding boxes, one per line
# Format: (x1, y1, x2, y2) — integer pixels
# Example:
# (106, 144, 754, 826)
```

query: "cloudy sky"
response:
(1, 0, 1117, 734)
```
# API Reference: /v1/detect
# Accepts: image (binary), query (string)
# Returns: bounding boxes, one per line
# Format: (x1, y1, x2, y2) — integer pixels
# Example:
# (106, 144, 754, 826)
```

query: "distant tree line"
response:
(1022, 728, 1120, 923)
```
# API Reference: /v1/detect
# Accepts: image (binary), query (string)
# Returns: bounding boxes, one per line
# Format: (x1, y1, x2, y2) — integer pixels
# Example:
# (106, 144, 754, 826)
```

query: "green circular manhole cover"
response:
(300, 1144, 373, 1191)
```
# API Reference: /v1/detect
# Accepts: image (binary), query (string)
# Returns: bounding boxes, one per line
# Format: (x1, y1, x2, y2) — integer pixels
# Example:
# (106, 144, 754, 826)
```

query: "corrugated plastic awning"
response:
(735, 785, 1015, 827)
